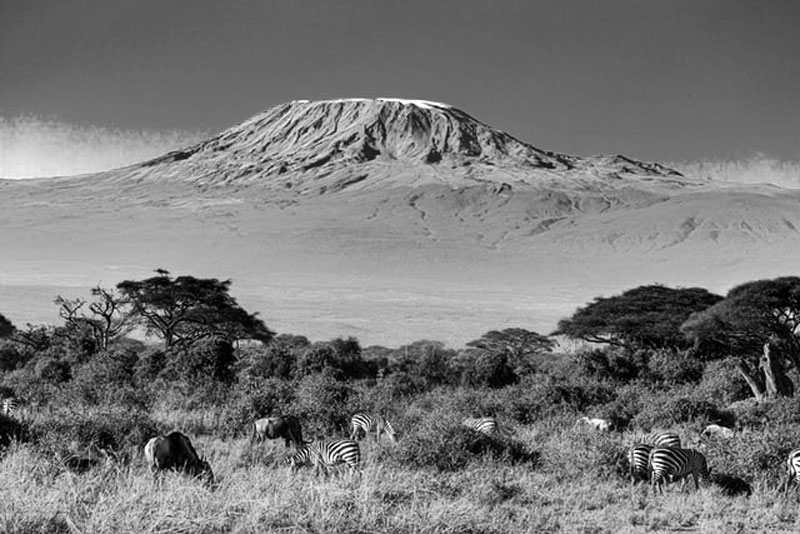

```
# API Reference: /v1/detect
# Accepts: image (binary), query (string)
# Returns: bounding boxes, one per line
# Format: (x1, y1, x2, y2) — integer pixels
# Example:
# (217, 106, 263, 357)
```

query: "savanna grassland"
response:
(1, 411, 799, 534)
(3, 275, 800, 533)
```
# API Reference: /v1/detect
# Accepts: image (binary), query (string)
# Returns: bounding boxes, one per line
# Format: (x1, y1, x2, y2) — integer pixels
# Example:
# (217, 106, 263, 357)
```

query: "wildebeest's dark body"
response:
(144, 431, 214, 485)
(252, 415, 303, 448)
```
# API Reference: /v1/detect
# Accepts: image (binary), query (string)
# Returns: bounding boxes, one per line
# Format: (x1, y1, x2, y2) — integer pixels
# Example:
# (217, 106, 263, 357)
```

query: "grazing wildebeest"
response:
(711, 473, 752, 497)
(251, 415, 303, 448)
(144, 431, 214, 485)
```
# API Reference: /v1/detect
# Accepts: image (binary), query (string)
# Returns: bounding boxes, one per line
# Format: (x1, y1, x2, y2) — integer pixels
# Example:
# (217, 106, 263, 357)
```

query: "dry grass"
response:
(2, 425, 800, 534)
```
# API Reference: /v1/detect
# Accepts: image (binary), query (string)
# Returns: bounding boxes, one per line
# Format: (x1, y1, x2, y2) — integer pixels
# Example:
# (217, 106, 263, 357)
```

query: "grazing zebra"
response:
(287, 439, 361, 477)
(350, 413, 396, 442)
(650, 447, 710, 495)
(1, 397, 18, 417)
(782, 448, 800, 493)
(629, 443, 653, 483)
(633, 431, 681, 449)
(462, 417, 498, 436)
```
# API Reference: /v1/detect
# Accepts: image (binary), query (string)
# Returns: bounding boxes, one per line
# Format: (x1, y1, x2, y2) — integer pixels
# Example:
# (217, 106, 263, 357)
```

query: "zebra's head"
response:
(286, 442, 314, 471)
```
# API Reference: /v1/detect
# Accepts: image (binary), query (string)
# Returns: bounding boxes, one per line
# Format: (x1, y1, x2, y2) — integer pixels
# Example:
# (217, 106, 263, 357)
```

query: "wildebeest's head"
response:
(197, 457, 215, 486)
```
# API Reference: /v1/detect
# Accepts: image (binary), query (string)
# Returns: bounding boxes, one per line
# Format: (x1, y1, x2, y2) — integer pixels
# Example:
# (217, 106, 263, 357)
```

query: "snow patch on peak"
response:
(289, 98, 452, 110)
(376, 98, 451, 110)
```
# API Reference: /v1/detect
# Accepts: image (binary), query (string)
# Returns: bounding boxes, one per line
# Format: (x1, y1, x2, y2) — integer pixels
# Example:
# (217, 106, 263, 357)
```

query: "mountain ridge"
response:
(90, 98, 688, 196)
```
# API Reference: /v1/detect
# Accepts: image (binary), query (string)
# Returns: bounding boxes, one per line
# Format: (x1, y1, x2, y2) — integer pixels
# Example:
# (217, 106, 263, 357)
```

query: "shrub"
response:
(133, 347, 167, 385)
(236, 343, 296, 381)
(0, 341, 25, 372)
(160, 338, 236, 386)
(34, 356, 72, 383)
(732, 397, 800, 430)
(218, 377, 295, 437)
(293, 338, 370, 380)
(459, 350, 516, 388)
(499, 375, 616, 424)
(0, 413, 29, 447)
(576, 348, 643, 382)
(30, 407, 160, 458)
(703, 426, 800, 484)
(69, 348, 141, 406)
(646, 348, 704, 384)
(540, 425, 628, 480)
(633, 395, 733, 428)
(694, 358, 752, 406)
(390, 413, 538, 472)
(293, 370, 355, 437)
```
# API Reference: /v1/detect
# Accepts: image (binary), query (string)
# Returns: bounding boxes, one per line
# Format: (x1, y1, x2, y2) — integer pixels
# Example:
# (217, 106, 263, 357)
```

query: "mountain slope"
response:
(1, 98, 798, 346)
(91, 98, 685, 194)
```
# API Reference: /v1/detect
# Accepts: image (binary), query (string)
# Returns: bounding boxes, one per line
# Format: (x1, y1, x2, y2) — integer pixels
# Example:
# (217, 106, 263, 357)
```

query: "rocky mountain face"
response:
(95, 98, 686, 194)
(2, 98, 799, 345)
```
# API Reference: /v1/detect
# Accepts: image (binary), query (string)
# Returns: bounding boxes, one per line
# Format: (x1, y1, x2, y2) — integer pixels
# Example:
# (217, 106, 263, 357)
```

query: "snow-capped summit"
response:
(114, 98, 682, 192)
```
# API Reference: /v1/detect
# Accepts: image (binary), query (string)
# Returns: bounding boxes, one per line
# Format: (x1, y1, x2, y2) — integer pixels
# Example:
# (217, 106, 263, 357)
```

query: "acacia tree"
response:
(553, 285, 723, 350)
(466, 328, 554, 376)
(117, 270, 273, 347)
(681, 277, 800, 400)
(55, 286, 132, 351)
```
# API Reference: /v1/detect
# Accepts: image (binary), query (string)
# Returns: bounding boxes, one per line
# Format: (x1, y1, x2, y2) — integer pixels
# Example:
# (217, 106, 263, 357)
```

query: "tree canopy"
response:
(553, 285, 723, 350)
(55, 286, 132, 351)
(0, 312, 14, 338)
(681, 276, 800, 399)
(117, 270, 273, 347)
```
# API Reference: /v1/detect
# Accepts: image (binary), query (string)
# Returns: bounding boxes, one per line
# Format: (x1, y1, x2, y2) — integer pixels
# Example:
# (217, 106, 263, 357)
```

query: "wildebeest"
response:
(251, 415, 303, 448)
(711, 473, 752, 497)
(143, 431, 214, 485)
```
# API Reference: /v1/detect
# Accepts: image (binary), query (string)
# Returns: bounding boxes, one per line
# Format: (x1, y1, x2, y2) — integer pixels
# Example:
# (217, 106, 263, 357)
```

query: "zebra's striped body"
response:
(633, 431, 681, 449)
(350, 413, 396, 442)
(649, 447, 710, 494)
(462, 417, 498, 436)
(1, 397, 18, 418)
(782, 448, 800, 492)
(287, 439, 361, 476)
(629, 444, 653, 483)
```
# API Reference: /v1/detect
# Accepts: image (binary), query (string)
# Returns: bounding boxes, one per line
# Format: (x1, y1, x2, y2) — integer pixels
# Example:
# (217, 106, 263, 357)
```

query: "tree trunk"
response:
(736, 360, 766, 401)
(761, 342, 795, 398)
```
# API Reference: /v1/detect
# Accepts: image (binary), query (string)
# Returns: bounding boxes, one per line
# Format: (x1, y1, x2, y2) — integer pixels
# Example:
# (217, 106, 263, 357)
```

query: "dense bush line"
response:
(2, 276, 800, 484)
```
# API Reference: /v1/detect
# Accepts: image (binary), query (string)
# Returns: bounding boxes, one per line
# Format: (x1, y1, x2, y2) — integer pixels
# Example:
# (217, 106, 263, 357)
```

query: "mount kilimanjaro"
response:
(2, 98, 799, 345)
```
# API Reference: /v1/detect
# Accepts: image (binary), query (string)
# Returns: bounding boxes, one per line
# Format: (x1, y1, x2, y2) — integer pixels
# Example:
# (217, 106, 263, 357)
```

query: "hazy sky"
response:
(2, 0, 799, 170)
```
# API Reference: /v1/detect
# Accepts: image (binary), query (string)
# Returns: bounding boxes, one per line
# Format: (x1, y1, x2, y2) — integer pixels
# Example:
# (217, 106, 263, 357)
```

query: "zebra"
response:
(649, 447, 710, 495)
(632, 431, 681, 449)
(350, 413, 396, 442)
(287, 439, 361, 477)
(782, 448, 800, 493)
(628, 433, 681, 485)
(462, 417, 498, 436)
(1, 397, 18, 418)
(629, 443, 653, 483)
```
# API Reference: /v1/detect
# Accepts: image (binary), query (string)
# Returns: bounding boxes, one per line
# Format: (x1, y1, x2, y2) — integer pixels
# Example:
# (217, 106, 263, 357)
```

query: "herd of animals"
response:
(3, 396, 800, 497)
(140, 411, 800, 497)
(142, 414, 501, 485)
(577, 419, 800, 497)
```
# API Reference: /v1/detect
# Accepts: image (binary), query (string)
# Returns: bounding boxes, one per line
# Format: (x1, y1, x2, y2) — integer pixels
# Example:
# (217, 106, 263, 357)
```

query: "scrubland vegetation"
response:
(2, 272, 800, 533)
